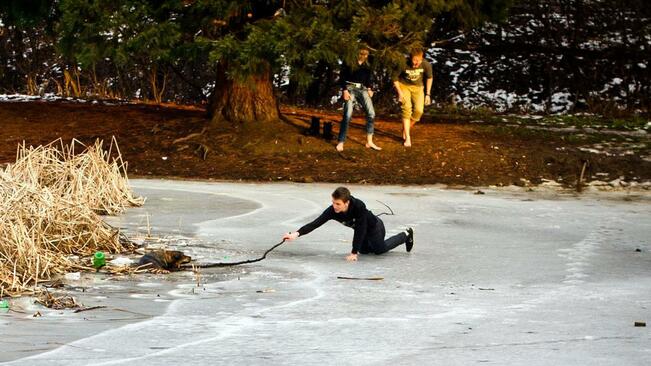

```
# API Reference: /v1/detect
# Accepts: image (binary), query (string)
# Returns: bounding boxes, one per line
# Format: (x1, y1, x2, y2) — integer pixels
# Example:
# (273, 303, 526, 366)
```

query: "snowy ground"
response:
(0, 93, 126, 105)
(1, 180, 650, 365)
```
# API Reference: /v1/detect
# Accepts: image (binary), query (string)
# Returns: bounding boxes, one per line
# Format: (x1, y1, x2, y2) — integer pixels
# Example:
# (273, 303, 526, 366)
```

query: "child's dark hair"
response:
(332, 186, 351, 202)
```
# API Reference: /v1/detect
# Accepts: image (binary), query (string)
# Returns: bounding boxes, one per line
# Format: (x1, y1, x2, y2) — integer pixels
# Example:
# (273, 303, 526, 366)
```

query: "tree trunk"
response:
(208, 63, 278, 124)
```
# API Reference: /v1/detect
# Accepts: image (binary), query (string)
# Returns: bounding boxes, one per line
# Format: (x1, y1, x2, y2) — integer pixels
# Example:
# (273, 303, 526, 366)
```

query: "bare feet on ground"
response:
(336, 142, 344, 152)
(365, 142, 382, 151)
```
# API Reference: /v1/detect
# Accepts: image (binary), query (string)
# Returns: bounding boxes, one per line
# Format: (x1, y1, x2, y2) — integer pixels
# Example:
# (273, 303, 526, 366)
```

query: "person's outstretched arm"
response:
(282, 207, 333, 241)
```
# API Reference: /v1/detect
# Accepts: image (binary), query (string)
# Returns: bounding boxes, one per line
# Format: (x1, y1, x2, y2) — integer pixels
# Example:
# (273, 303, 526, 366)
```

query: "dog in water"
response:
(138, 250, 191, 273)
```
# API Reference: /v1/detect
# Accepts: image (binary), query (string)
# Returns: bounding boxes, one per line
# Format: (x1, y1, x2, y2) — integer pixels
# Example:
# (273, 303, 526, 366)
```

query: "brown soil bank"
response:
(0, 100, 649, 187)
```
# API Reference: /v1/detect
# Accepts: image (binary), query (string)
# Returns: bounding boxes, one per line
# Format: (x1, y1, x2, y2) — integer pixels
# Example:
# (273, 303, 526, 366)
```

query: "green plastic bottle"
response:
(93, 251, 106, 269)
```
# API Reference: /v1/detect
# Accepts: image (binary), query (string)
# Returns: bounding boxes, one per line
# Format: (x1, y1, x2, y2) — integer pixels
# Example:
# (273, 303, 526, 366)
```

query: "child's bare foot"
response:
(365, 142, 382, 151)
(336, 142, 344, 152)
(403, 139, 411, 147)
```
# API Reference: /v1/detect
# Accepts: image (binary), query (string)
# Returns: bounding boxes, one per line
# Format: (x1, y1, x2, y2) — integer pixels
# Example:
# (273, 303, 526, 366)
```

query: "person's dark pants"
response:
(359, 219, 407, 255)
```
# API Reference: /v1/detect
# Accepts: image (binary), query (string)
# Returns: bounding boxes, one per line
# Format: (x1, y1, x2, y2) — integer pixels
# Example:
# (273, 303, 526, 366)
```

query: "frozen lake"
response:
(2, 179, 650, 365)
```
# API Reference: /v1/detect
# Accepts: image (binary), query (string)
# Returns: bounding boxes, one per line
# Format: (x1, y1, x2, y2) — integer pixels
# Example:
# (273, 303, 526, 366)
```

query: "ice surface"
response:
(2, 180, 650, 365)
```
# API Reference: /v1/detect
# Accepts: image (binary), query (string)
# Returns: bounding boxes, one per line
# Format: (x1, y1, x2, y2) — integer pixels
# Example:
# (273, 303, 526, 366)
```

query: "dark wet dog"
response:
(138, 250, 191, 272)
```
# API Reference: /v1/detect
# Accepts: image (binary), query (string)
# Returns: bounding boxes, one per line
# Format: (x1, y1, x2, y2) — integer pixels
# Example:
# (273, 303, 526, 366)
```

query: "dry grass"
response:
(7, 137, 143, 215)
(0, 138, 144, 297)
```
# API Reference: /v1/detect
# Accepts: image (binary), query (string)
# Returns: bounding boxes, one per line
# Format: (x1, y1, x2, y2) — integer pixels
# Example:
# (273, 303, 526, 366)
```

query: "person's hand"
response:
(367, 89, 374, 98)
(346, 253, 358, 262)
(342, 90, 351, 101)
(425, 95, 431, 106)
(283, 232, 299, 241)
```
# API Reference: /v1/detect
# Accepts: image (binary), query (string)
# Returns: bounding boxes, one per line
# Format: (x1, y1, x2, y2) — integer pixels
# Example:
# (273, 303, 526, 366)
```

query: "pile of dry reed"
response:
(0, 138, 144, 297)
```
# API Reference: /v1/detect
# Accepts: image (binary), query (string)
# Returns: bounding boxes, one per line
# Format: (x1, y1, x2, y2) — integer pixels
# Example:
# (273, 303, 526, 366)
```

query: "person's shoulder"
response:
(350, 196, 367, 210)
(423, 60, 433, 75)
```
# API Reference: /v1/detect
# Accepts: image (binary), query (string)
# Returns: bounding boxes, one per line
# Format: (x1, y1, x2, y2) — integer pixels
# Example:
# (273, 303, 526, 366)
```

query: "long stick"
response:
(337, 276, 384, 281)
(73, 305, 107, 313)
(182, 239, 287, 269)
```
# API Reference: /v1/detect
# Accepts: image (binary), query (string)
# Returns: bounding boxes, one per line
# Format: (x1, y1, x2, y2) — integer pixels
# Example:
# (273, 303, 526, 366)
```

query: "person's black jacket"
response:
(297, 196, 379, 254)
(339, 62, 373, 91)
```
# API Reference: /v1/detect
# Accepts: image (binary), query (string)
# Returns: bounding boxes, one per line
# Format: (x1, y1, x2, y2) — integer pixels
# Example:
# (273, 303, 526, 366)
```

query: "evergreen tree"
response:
(0, 1, 59, 95)
(54, 1, 512, 123)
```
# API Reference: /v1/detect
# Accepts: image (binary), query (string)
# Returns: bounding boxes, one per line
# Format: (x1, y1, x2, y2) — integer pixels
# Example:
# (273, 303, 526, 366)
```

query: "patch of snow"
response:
(540, 179, 562, 188)
(64, 272, 81, 281)
(110, 257, 134, 266)
(202, 82, 214, 97)
(516, 115, 544, 120)
(0, 94, 124, 106)
(428, 47, 444, 56)
(609, 178, 628, 187)
(0, 94, 42, 102)
(578, 147, 605, 155)
(588, 180, 610, 187)
(550, 92, 574, 113)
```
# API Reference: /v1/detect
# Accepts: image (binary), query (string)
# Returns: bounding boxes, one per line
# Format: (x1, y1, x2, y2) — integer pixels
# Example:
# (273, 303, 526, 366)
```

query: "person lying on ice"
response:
(282, 186, 414, 261)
